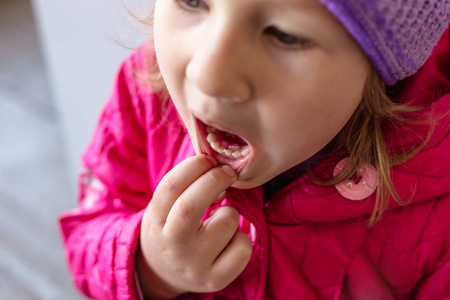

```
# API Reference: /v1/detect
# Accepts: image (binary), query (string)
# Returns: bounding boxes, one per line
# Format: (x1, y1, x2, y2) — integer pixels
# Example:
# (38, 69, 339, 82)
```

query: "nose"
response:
(186, 24, 253, 103)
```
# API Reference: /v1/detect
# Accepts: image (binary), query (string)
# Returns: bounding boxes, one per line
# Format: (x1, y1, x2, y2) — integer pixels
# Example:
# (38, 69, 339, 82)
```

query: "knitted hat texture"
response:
(319, 0, 450, 85)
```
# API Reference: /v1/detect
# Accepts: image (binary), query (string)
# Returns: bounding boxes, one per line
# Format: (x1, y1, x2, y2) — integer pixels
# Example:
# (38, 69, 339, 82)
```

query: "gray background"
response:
(0, 0, 150, 298)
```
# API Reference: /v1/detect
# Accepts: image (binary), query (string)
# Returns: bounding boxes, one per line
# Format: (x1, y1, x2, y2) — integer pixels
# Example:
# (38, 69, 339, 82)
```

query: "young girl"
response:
(60, 0, 450, 299)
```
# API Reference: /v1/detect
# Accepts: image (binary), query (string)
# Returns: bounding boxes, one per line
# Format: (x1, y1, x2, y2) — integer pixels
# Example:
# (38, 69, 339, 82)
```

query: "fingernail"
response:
(221, 165, 237, 180)
(205, 155, 218, 167)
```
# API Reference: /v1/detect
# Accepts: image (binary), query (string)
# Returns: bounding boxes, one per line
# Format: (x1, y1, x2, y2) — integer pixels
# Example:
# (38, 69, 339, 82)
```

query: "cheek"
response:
(317, 98, 360, 129)
(306, 98, 360, 148)
(301, 77, 364, 135)
(264, 91, 361, 159)
(154, 6, 186, 85)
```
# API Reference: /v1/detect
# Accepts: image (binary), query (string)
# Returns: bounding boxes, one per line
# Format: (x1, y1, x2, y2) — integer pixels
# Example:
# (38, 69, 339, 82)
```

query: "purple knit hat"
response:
(318, 0, 450, 85)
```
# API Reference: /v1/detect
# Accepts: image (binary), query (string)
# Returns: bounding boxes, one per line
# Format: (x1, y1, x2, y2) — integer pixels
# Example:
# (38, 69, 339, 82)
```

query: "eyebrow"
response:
(259, 0, 336, 24)
(269, 0, 326, 11)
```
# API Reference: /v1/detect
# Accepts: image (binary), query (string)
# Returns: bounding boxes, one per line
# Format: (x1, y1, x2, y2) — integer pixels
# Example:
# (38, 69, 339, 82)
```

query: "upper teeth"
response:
(206, 126, 250, 159)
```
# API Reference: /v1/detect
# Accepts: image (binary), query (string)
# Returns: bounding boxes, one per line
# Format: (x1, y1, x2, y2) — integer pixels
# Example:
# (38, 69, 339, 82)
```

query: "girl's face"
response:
(154, 0, 369, 189)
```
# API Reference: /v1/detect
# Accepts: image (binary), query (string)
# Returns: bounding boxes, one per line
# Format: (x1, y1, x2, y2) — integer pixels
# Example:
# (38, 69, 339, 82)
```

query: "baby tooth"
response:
(241, 147, 251, 157)
(232, 152, 242, 158)
(211, 142, 220, 151)
(207, 133, 216, 143)
(224, 149, 233, 157)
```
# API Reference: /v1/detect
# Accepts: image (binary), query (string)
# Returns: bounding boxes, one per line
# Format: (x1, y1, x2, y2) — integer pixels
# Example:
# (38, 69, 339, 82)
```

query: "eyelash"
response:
(177, 0, 208, 10)
(175, 0, 311, 49)
(265, 27, 311, 49)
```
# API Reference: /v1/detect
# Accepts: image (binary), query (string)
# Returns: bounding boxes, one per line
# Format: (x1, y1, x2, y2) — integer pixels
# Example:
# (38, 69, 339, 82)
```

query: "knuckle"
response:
(227, 206, 240, 223)
(214, 206, 240, 231)
(175, 198, 196, 221)
(158, 175, 178, 197)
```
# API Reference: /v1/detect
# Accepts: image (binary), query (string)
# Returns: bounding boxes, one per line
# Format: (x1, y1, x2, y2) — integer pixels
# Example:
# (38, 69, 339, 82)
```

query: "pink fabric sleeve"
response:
(59, 50, 152, 300)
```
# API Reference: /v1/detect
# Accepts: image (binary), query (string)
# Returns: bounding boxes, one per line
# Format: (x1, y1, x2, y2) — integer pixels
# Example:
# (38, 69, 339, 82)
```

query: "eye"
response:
(178, 0, 208, 9)
(266, 26, 310, 48)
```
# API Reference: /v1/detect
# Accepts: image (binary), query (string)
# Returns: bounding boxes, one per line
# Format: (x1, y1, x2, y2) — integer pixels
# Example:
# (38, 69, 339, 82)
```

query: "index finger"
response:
(148, 155, 218, 225)
(164, 164, 237, 238)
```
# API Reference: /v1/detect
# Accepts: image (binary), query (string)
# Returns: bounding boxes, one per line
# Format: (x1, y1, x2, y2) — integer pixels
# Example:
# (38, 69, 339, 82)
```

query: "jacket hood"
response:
(229, 29, 450, 225)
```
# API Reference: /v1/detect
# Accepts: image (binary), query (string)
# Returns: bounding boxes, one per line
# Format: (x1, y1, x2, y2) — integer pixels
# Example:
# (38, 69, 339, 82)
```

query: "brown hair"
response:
(318, 67, 430, 227)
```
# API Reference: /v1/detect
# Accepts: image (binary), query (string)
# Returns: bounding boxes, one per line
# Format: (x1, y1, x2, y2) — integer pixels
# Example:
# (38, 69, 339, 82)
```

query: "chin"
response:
(230, 174, 270, 190)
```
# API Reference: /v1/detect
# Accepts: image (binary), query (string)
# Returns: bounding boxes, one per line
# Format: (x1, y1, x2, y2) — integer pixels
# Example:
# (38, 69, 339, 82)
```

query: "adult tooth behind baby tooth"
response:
(228, 145, 240, 151)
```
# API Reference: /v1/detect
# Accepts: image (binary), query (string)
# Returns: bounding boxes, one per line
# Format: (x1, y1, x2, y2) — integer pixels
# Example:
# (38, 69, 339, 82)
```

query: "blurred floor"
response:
(0, 0, 84, 299)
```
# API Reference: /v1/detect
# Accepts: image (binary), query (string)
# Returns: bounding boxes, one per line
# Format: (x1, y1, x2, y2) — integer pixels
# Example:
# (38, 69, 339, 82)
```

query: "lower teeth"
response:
(206, 126, 250, 159)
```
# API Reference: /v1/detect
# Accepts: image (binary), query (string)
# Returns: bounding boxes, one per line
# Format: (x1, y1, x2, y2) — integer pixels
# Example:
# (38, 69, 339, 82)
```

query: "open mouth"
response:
(206, 126, 251, 159)
(196, 118, 252, 171)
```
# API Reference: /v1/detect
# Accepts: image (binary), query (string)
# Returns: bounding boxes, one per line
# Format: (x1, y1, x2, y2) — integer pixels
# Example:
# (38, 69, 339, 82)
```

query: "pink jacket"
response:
(60, 29, 450, 299)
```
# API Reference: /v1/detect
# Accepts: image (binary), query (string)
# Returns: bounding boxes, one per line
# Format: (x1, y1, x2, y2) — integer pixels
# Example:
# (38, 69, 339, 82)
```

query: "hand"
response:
(137, 155, 252, 299)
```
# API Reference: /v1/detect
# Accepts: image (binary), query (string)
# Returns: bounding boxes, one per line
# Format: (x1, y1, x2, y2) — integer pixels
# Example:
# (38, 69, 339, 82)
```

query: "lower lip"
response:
(196, 119, 251, 173)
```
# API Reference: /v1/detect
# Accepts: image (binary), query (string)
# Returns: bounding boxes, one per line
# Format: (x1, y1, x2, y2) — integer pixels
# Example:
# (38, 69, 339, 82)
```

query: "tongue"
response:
(217, 130, 247, 146)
